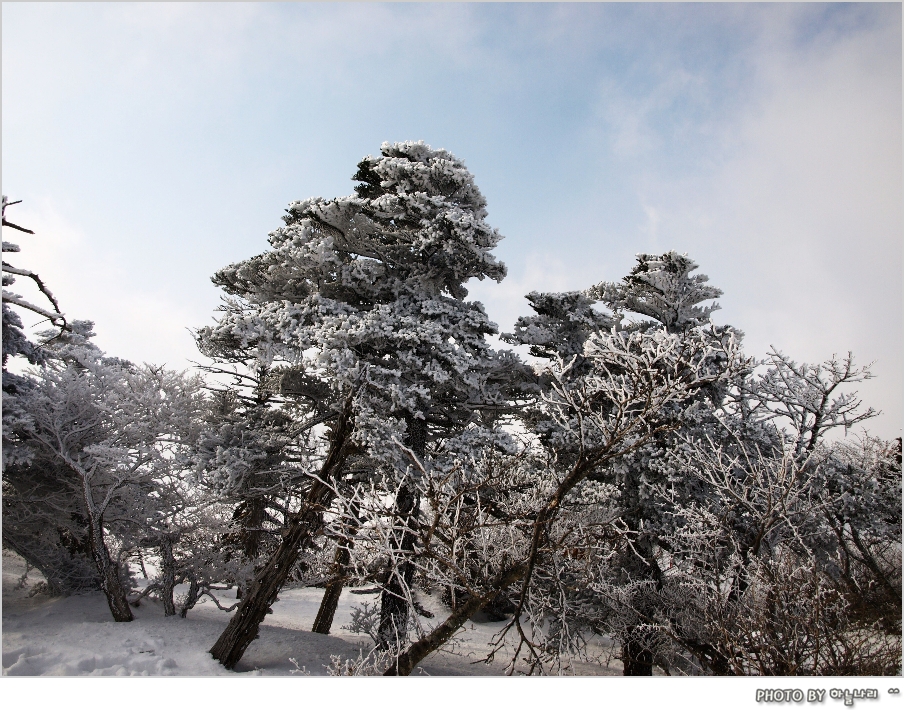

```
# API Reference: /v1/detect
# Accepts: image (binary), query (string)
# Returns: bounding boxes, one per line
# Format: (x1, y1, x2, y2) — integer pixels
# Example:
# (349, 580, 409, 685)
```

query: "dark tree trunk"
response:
(209, 503, 324, 668)
(677, 637, 734, 675)
(136, 548, 149, 579)
(232, 496, 266, 600)
(377, 481, 420, 650)
(622, 637, 654, 676)
(240, 496, 266, 559)
(384, 562, 528, 675)
(312, 543, 351, 635)
(312, 505, 358, 635)
(616, 513, 662, 677)
(378, 414, 425, 651)
(159, 535, 177, 617)
(88, 517, 133, 622)
(180, 576, 201, 618)
(209, 401, 354, 669)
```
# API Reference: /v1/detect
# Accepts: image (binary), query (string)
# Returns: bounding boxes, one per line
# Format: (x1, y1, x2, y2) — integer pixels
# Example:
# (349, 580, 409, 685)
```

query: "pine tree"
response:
(207, 141, 518, 668)
(504, 252, 743, 674)
(191, 333, 325, 598)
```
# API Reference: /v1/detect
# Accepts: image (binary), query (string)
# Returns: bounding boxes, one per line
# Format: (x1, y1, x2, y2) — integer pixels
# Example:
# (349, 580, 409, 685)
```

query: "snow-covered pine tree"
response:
(503, 252, 745, 675)
(386, 292, 745, 675)
(589, 252, 739, 674)
(368, 254, 743, 676)
(192, 329, 327, 599)
(207, 141, 520, 668)
(589, 251, 722, 335)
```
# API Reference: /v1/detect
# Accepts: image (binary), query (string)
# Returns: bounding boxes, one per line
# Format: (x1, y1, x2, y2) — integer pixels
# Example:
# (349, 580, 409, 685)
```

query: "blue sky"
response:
(3, 2, 901, 439)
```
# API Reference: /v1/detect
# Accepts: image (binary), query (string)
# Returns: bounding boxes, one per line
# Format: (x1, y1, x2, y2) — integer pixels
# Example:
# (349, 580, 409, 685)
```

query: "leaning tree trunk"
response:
(312, 501, 359, 635)
(209, 401, 354, 669)
(209, 502, 326, 668)
(180, 576, 201, 618)
(383, 447, 617, 674)
(384, 562, 528, 675)
(377, 415, 425, 651)
(88, 516, 133, 622)
(312, 541, 352, 635)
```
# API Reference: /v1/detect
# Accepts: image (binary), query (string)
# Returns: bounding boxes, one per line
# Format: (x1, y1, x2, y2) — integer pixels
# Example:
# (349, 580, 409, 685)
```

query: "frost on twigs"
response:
(324, 647, 397, 676)
(2, 196, 68, 362)
(4, 323, 207, 617)
(204, 141, 530, 668)
(342, 599, 384, 645)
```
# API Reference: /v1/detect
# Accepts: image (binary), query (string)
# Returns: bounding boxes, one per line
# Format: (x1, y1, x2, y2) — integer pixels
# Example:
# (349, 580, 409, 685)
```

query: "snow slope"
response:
(8, 550, 868, 710)
(2, 550, 620, 676)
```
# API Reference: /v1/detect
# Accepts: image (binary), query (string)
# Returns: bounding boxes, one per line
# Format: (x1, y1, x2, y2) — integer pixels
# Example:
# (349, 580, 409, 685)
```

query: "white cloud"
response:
(629, 10, 901, 438)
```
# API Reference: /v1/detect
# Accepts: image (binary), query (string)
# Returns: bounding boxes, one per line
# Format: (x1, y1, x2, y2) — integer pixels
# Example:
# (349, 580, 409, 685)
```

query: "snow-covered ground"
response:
(6, 551, 882, 710)
(2, 550, 621, 676)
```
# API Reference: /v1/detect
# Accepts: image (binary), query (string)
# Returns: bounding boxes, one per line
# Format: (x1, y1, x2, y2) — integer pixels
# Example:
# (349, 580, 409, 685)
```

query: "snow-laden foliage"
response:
(648, 431, 901, 675)
(3, 320, 104, 596)
(587, 251, 723, 333)
(341, 299, 749, 675)
(4, 162, 898, 677)
(201, 141, 514, 424)
(513, 297, 897, 675)
(3, 323, 206, 620)
(498, 251, 747, 674)
(206, 141, 529, 668)
(189, 370, 321, 599)
(506, 290, 615, 360)
(1, 196, 68, 368)
(198, 140, 525, 477)
(742, 350, 878, 459)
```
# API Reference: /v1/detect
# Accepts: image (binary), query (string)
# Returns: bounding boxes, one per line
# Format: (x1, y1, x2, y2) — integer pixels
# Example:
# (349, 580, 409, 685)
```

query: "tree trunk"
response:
(378, 414, 425, 651)
(312, 544, 350, 635)
(621, 636, 654, 676)
(677, 637, 734, 676)
(238, 496, 266, 558)
(159, 535, 177, 617)
(88, 517, 133, 622)
(384, 562, 527, 675)
(384, 450, 608, 674)
(136, 548, 149, 579)
(209, 400, 355, 669)
(180, 576, 200, 618)
(377, 480, 419, 650)
(232, 496, 266, 600)
(312, 507, 358, 635)
(209, 502, 324, 668)
(616, 508, 662, 677)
